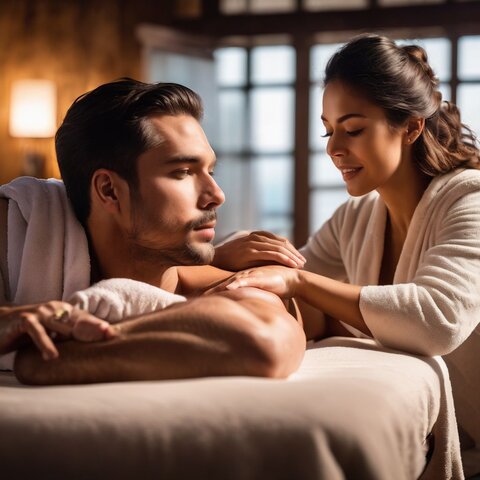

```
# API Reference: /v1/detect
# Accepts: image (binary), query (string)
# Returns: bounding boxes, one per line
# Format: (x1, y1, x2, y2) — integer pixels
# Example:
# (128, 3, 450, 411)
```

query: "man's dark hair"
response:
(56, 78, 204, 226)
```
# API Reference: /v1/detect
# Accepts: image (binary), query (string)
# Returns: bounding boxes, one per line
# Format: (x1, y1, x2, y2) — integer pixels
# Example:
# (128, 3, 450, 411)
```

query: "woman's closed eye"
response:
(321, 128, 364, 138)
(346, 128, 364, 137)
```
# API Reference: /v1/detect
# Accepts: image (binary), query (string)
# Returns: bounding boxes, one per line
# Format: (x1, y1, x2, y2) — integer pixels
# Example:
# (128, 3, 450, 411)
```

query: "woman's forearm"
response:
(296, 270, 370, 336)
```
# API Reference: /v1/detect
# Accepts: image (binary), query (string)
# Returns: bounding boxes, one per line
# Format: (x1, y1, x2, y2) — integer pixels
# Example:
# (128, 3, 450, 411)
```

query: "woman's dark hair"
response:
(324, 34, 480, 176)
(56, 78, 203, 226)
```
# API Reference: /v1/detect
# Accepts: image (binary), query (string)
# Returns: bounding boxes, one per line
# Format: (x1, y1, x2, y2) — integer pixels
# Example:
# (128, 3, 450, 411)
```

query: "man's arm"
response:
(14, 289, 306, 385)
(175, 265, 233, 296)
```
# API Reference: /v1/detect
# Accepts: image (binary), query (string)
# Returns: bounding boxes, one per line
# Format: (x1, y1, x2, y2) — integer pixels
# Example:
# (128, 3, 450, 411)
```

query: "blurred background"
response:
(1, 0, 479, 245)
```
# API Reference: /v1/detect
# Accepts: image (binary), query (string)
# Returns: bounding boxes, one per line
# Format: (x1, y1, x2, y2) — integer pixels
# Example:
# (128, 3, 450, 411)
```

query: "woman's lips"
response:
(340, 167, 362, 181)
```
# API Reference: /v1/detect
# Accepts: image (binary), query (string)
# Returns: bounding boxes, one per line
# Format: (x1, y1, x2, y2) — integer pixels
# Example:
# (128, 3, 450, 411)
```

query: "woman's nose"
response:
(326, 133, 346, 158)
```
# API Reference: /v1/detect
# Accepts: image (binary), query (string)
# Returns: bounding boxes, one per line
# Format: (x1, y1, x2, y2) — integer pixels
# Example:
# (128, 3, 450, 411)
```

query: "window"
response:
(214, 45, 295, 239)
(221, 0, 295, 14)
(458, 36, 480, 136)
(309, 43, 349, 232)
(214, 33, 480, 242)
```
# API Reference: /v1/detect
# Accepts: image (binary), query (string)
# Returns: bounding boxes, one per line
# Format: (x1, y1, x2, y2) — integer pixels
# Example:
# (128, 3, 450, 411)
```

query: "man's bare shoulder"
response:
(176, 265, 233, 295)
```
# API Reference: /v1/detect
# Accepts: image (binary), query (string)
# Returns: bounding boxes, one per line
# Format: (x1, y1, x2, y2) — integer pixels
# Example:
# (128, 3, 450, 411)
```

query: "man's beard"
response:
(127, 201, 216, 267)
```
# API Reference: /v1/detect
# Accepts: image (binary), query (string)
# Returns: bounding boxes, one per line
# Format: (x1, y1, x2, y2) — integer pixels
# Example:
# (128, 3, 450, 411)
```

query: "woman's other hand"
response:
(213, 230, 306, 271)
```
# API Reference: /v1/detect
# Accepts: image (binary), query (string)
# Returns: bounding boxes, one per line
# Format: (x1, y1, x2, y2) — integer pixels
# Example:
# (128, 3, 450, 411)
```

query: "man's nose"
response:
(199, 175, 225, 210)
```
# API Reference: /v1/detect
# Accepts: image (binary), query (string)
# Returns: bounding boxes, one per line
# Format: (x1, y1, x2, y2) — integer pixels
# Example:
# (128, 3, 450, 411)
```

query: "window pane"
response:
(250, 0, 295, 12)
(459, 36, 480, 80)
(439, 83, 451, 102)
(218, 91, 247, 152)
(253, 156, 293, 215)
(214, 156, 293, 240)
(310, 189, 350, 233)
(457, 84, 480, 137)
(379, 0, 442, 5)
(309, 86, 327, 151)
(220, 0, 247, 14)
(251, 46, 295, 84)
(310, 153, 344, 187)
(215, 156, 254, 239)
(148, 50, 217, 141)
(215, 48, 247, 87)
(310, 43, 343, 82)
(250, 87, 294, 152)
(397, 37, 451, 81)
(259, 216, 292, 239)
(304, 0, 367, 10)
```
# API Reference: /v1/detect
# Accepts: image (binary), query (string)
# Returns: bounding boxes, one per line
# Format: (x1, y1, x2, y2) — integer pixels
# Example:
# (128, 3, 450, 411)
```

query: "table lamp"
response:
(9, 79, 57, 177)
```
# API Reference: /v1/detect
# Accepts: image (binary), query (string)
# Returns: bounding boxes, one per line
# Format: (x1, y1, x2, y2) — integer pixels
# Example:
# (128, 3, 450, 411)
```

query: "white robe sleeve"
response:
(360, 189, 480, 356)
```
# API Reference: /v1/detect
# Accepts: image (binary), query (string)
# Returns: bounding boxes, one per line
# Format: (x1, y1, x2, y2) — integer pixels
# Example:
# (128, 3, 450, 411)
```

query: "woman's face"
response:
(321, 80, 408, 197)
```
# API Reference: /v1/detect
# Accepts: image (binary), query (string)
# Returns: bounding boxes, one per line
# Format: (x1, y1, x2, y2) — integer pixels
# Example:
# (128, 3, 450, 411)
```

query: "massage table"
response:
(0, 337, 462, 479)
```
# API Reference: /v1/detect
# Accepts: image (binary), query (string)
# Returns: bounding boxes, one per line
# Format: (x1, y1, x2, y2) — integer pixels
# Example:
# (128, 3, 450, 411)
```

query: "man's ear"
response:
(404, 117, 425, 145)
(91, 169, 129, 215)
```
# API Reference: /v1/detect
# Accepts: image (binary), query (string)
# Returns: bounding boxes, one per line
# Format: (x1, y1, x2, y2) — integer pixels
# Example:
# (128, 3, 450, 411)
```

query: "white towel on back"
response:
(69, 278, 186, 323)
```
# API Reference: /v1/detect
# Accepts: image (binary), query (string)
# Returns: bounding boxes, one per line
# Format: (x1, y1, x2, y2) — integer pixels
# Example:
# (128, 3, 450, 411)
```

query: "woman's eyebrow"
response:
(321, 113, 367, 123)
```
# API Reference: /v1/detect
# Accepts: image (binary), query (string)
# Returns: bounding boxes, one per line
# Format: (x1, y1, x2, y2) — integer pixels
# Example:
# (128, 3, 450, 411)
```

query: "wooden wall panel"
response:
(0, 0, 146, 184)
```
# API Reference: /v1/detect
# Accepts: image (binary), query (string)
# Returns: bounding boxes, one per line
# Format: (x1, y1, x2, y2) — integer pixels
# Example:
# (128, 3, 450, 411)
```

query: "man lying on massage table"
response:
(0, 79, 306, 385)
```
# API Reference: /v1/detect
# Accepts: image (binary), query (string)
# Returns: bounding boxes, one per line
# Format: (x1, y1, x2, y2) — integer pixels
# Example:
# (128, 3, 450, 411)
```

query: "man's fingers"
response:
(40, 312, 75, 337)
(20, 313, 59, 360)
(72, 317, 114, 342)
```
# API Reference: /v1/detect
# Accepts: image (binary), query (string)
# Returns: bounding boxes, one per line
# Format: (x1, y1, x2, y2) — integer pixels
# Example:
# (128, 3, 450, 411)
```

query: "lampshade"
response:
(9, 80, 57, 138)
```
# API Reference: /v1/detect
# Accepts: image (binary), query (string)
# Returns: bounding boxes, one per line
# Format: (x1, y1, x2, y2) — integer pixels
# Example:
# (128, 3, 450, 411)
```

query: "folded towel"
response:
(69, 278, 186, 323)
(0, 176, 91, 305)
(0, 177, 186, 370)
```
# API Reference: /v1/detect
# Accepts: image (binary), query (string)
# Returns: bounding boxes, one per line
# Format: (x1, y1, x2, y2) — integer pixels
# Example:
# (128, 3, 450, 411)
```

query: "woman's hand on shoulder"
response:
(0, 301, 116, 360)
(213, 230, 306, 271)
(205, 265, 302, 299)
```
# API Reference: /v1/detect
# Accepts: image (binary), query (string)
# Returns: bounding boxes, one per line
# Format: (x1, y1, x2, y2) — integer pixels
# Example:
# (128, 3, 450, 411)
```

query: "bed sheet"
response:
(0, 337, 463, 480)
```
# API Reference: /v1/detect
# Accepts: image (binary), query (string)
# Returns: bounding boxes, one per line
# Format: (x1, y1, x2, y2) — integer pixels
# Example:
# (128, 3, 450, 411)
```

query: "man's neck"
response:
(86, 228, 178, 293)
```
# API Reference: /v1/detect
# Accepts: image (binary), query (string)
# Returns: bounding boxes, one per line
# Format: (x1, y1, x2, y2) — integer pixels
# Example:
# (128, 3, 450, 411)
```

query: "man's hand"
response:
(0, 301, 116, 360)
(213, 231, 306, 271)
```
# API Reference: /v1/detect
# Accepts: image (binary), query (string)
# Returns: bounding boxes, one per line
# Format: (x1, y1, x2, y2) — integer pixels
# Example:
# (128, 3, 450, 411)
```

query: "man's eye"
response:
(321, 132, 332, 138)
(173, 169, 190, 179)
(209, 170, 215, 177)
(347, 128, 364, 137)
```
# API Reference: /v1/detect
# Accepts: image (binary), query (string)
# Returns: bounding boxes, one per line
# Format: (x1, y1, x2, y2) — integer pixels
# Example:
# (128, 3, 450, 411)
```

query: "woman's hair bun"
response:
(401, 44, 438, 88)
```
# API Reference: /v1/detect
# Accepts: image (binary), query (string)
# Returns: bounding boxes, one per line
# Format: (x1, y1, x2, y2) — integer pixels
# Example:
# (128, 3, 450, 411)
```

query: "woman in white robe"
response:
(212, 34, 480, 477)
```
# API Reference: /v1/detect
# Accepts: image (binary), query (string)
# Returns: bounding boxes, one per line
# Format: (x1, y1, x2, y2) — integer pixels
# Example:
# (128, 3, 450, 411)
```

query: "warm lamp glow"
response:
(9, 80, 57, 138)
